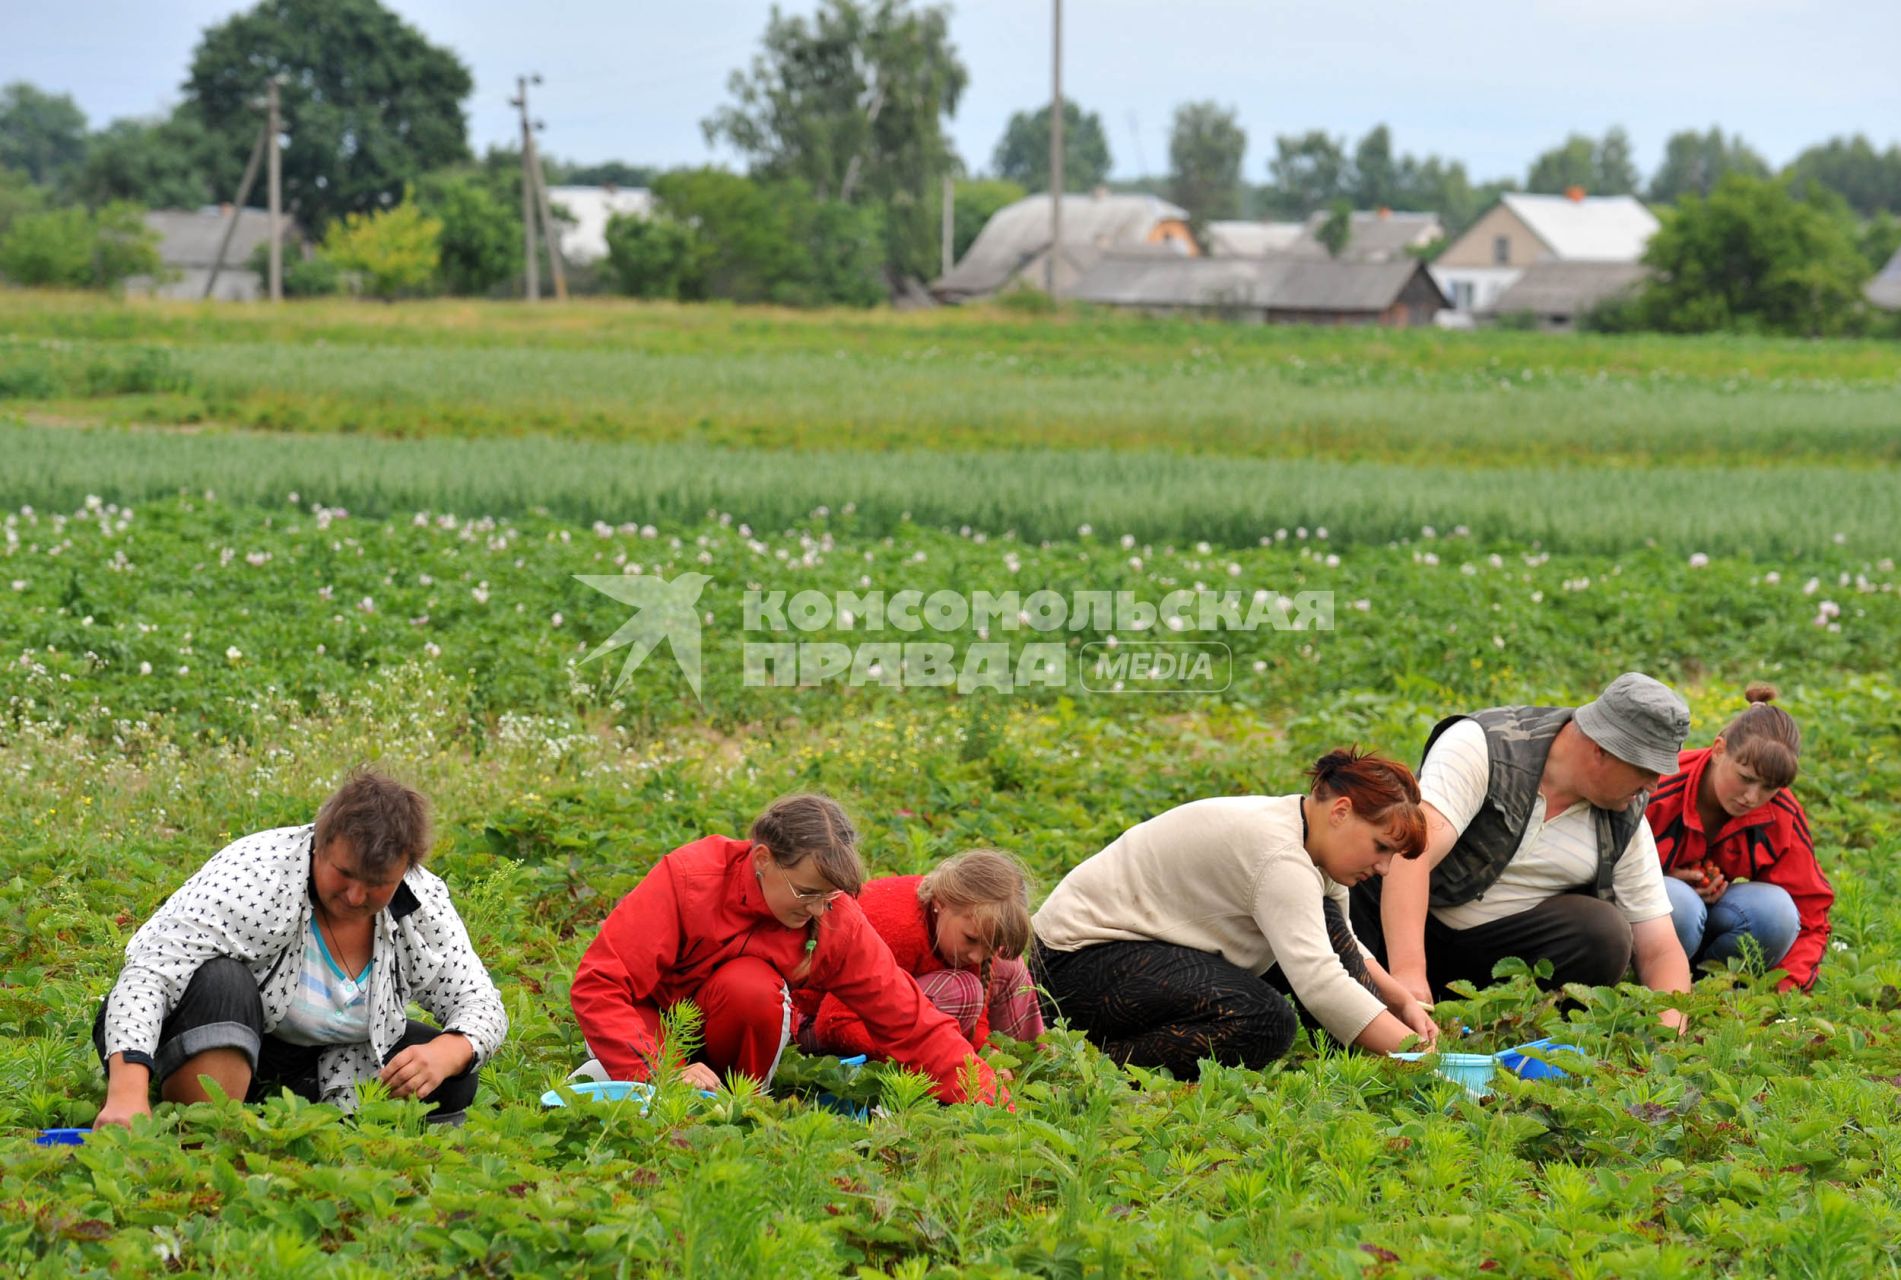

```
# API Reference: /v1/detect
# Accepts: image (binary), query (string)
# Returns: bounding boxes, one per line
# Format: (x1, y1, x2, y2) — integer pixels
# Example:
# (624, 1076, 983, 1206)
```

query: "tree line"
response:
(2, 0, 1898, 326)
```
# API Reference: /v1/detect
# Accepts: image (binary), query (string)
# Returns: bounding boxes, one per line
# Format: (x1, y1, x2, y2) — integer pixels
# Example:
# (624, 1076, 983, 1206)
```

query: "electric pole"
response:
(513, 75, 540, 302)
(526, 122, 569, 301)
(1047, 0, 1063, 295)
(267, 78, 283, 302)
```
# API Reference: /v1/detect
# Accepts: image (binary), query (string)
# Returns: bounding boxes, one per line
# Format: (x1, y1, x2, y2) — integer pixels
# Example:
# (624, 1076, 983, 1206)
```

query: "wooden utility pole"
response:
(204, 123, 267, 300)
(266, 79, 283, 302)
(941, 173, 954, 277)
(526, 125, 569, 301)
(1047, 0, 1063, 295)
(513, 75, 540, 302)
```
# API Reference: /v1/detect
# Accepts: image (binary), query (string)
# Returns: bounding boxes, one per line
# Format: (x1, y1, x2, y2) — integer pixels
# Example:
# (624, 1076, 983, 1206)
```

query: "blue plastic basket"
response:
(540, 1080, 656, 1110)
(1495, 1038, 1582, 1081)
(36, 1129, 91, 1146)
(1390, 1050, 1498, 1097)
(816, 1054, 869, 1119)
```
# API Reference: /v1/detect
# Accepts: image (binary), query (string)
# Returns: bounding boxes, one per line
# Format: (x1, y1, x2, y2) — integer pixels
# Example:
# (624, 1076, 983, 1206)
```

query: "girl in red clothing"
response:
(1645, 685, 1833, 992)
(798, 849, 1045, 1060)
(568, 795, 1002, 1104)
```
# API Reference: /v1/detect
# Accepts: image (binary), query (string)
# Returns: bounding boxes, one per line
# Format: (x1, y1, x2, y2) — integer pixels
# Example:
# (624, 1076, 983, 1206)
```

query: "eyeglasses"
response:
(768, 858, 845, 905)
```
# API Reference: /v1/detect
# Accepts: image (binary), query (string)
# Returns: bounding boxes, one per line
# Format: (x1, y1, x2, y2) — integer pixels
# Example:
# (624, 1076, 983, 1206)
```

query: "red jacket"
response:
(798, 875, 990, 1057)
(1645, 748, 1833, 992)
(569, 836, 999, 1104)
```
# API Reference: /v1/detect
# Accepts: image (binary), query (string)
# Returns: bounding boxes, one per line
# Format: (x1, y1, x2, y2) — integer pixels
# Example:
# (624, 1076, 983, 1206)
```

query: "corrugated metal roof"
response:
(1500, 193, 1658, 262)
(1205, 220, 1305, 258)
(545, 185, 654, 264)
(1070, 251, 1441, 313)
(144, 208, 296, 269)
(1867, 246, 1901, 310)
(1490, 261, 1650, 315)
(935, 191, 1189, 296)
(1281, 210, 1444, 263)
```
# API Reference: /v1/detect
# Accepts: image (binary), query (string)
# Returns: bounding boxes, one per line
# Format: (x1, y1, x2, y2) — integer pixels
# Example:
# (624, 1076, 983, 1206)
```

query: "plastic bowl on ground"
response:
(36, 1129, 91, 1146)
(1390, 1051, 1499, 1098)
(1494, 1039, 1583, 1080)
(540, 1080, 657, 1109)
(816, 1054, 869, 1119)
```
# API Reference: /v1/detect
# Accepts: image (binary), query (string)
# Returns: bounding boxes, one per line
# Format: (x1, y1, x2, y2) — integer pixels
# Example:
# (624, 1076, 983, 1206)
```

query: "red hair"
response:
(1305, 747, 1428, 858)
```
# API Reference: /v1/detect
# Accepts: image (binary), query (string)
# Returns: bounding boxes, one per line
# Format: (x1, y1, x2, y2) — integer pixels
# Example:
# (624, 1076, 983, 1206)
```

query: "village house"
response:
(1068, 248, 1446, 327)
(1204, 220, 1305, 258)
(127, 207, 300, 301)
(1430, 190, 1658, 321)
(933, 190, 1197, 300)
(544, 184, 655, 265)
(1868, 246, 1901, 311)
(1489, 260, 1652, 331)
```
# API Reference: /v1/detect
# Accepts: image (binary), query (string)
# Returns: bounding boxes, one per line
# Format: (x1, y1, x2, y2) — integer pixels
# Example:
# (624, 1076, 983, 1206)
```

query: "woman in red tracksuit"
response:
(797, 848, 1045, 1060)
(1645, 685, 1833, 992)
(569, 794, 1002, 1104)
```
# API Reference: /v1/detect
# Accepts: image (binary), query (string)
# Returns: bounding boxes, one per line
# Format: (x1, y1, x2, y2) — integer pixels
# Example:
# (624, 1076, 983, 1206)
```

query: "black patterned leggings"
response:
(1032, 900, 1377, 1078)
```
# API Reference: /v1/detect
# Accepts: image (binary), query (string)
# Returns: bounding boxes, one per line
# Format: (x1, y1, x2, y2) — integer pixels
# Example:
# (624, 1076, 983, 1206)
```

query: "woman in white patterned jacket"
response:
(92, 769, 508, 1127)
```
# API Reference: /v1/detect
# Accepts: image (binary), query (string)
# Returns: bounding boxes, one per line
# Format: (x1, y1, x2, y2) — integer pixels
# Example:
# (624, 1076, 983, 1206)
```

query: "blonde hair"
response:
(1718, 683, 1801, 792)
(749, 794, 865, 896)
(918, 848, 1035, 995)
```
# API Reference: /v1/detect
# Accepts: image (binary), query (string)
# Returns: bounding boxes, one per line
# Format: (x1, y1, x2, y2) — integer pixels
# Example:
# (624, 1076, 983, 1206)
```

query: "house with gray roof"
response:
(1204, 220, 1305, 258)
(1490, 261, 1652, 330)
(1430, 191, 1658, 321)
(1281, 209, 1444, 263)
(934, 191, 1197, 300)
(1868, 246, 1901, 311)
(127, 207, 301, 302)
(1069, 248, 1446, 326)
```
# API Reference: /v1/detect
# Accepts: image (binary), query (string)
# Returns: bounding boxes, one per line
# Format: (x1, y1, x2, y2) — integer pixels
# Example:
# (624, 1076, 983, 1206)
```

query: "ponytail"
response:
(1718, 684, 1801, 791)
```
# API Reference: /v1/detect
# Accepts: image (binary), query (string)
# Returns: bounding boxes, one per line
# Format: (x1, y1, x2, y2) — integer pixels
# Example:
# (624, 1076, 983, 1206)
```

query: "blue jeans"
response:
(1664, 877, 1800, 974)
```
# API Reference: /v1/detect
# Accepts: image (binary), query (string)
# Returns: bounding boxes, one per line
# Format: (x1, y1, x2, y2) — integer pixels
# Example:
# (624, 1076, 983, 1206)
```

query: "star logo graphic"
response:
(574, 571, 713, 700)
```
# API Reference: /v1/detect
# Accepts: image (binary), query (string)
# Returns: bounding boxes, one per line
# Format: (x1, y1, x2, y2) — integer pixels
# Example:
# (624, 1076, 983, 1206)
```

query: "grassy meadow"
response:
(2, 292, 1900, 1277)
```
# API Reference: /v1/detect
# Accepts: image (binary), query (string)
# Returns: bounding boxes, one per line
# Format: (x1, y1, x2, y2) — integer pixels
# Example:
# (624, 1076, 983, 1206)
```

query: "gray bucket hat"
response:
(1573, 672, 1690, 776)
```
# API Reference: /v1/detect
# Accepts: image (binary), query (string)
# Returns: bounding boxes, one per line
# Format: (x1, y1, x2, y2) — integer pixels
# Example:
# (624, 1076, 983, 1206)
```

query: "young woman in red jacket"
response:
(568, 794, 1003, 1105)
(1645, 685, 1833, 992)
(797, 849, 1045, 1060)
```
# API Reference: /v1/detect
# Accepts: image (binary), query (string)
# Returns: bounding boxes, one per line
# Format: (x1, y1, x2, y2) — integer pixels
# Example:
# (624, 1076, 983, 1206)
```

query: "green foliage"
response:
(704, 0, 966, 282)
(0, 202, 161, 290)
(1858, 212, 1901, 275)
(1634, 174, 1873, 336)
(184, 0, 473, 235)
(1649, 127, 1771, 204)
(320, 197, 443, 299)
(246, 242, 343, 298)
(1780, 133, 1901, 218)
(991, 101, 1113, 193)
(603, 211, 700, 300)
(1525, 127, 1641, 196)
(1316, 198, 1352, 259)
(640, 168, 884, 307)
(1260, 124, 1510, 234)
(0, 81, 89, 190)
(414, 170, 521, 296)
(0, 165, 50, 238)
(945, 178, 1025, 264)
(71, 113, 218, 210)
(1167, 101, 1246, 223)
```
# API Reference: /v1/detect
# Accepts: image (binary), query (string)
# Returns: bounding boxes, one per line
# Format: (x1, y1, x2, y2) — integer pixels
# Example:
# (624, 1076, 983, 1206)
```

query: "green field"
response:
(3, 293, 1900, 1277)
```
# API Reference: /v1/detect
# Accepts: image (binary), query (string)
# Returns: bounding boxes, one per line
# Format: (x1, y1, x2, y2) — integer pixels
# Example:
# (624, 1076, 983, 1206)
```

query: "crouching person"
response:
(93, 769, 508, 1128)
(569, 794, 1005, 1105)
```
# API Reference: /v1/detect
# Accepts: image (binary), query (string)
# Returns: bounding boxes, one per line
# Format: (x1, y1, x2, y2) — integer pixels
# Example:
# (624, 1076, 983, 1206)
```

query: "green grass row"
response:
(5, 421, 1898, 556)
(2, 295, 1899, 468)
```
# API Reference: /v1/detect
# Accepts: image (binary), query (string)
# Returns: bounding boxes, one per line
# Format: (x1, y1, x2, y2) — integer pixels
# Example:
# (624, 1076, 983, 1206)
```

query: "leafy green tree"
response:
(705, 0, 965, 283)
(944, 178, 1024, 263)
(73, 115, 219, 210)
(1263, 131, 1350, 217)
(1781, 134, 1901, 217)
(0, 201, 160, 289)
(990, 102, 1112, 193)
(603, 212, 700, 299)
(1167, 102, 1245, 222)
(184, 0, 473, 234)
(1526, 128, 1638, 195)
(321, 197, 442, 299)
(1860, 212, 1901, 275)
(0, 82, 88, 190)
(550, 160, 657, 189)
(1648, 127, 1769, 204)
(1316, 198, 1353, 259)
(1634, 174, 1870, 336)
(0, 167, 48, 238)
(414, 171, 520, 295)
(1352, 125, 1402, 211)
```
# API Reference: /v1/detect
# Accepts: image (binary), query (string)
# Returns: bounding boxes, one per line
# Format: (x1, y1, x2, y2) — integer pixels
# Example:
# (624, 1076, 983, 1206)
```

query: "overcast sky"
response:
(11, 0, 1901, 185)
